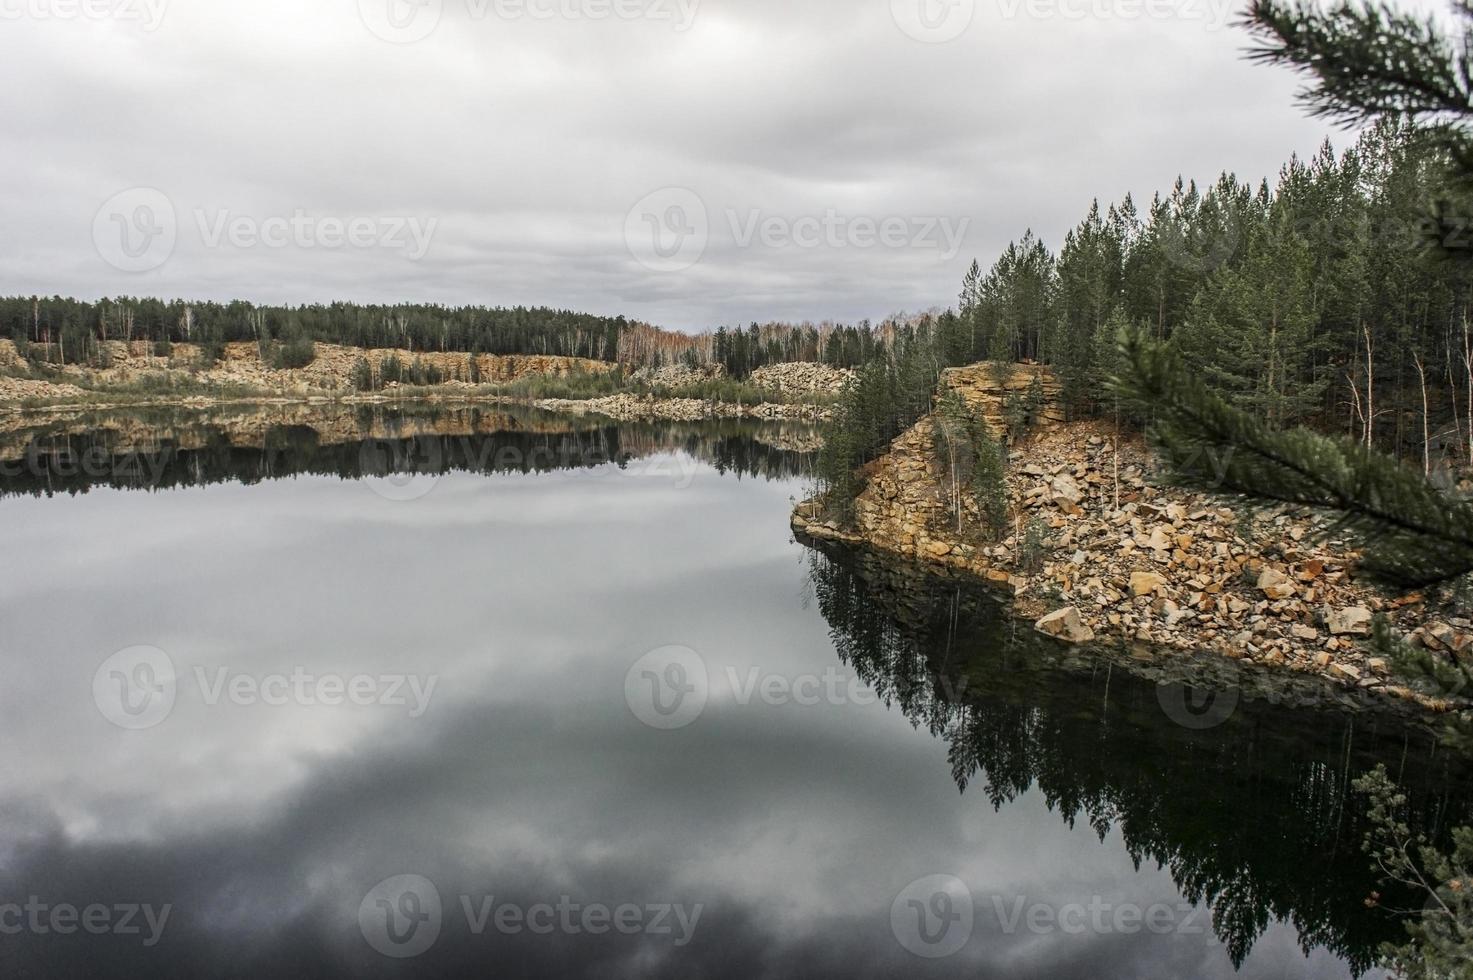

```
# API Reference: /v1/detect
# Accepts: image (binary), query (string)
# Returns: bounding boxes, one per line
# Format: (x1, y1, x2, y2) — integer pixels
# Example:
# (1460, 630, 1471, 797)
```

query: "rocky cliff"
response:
(793, 363, 1469, 708)
(0, 340, 614, 400)
(941, 361, 1066, 435)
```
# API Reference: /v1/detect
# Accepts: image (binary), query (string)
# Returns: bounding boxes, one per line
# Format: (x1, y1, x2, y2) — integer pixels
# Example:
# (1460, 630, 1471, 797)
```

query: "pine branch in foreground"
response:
(1242, 0, 1473, 128)
(1108, 327, 1473, 588)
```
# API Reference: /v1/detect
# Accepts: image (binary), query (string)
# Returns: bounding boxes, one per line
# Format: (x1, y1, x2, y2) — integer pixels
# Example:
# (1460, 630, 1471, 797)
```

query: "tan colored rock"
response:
(1297, 558, 1325, 581)
(1051, 473, 1084, 507)
(1130, 571, 1168, 597)
(1327, 606, 1373, 636)
(1035, 606, 1096, 644)
(1257, 566, 1297, 600)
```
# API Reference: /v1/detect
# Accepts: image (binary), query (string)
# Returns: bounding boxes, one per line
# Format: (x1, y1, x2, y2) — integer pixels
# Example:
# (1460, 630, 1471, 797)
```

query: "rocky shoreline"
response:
(529, 392, 833, 422)
(0, 340, 840, 422)
(792, 363, 1471, 713)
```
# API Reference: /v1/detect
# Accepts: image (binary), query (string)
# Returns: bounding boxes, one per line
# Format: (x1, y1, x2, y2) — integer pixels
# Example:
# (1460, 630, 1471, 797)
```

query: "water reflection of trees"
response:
(0, 405, 816, 498)
(804, 541, 1473, 974)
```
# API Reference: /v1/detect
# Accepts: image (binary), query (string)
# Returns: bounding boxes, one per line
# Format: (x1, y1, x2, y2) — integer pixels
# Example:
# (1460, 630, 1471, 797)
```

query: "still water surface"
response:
(0, 404, 1465, 978)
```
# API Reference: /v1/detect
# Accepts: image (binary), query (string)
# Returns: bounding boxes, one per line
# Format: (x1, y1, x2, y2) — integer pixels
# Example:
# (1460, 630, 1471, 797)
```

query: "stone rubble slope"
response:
(532, 392, 832, 422)
(794, 363, 1470, 706)
(749, 362, 855, 396)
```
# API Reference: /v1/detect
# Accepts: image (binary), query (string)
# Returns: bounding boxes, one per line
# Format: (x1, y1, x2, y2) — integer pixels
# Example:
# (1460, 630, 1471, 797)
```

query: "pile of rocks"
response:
(749, 362, 854, 397)
(533, 393, 832, 422)
(0, 376, 88, 403)
(0, 340, 617, 400)
(628, 363, 726, 389)
(792, 401, 1471, 703)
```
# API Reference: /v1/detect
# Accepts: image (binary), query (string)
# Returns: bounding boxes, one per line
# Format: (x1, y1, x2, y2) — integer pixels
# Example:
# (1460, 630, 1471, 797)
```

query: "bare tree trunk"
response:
(1347, 368, 1365, 442)
(1465, 313, 1473, 464)
(1363, 323, 1375, 448)
(1414, 353, 1431, 476)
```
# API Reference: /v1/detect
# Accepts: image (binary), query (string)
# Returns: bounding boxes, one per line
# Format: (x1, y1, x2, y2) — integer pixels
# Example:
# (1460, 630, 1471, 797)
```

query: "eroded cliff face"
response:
(0, 339, 615, 403)
(793, 363, 1470, 709)
(940, 361, 1065, 434)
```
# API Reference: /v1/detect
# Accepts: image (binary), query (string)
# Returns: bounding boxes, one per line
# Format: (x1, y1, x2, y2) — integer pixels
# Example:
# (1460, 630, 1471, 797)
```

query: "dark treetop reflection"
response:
(0, 411, 1464, 978)
(804, 539, 1473, 977)
(0, 402, 819, 498)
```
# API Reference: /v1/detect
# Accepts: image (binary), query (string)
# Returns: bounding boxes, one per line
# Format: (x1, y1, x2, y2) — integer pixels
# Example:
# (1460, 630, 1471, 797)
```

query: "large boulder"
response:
(1035, 606, 1095, 644)
(1327, 605, 1373, 636)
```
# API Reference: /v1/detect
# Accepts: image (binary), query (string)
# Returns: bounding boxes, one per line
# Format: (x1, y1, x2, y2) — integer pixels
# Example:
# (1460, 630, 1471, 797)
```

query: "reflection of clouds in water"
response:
(0, 687, 1267, 979)
(0, 447, 1385, 978)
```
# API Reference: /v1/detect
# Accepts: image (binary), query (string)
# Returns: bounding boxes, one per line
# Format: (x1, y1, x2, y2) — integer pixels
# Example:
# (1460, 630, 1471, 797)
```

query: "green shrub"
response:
(379, 354, 405, 386)
(351, 357, 376, 391)
(1019, 517, 1051, 574)
(973, 429, 1009, 539)
(270, 337, 316, 369)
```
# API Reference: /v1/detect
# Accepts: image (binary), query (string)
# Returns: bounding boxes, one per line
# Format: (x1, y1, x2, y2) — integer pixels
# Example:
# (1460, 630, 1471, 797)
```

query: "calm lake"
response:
(0, 403, 1466, 978)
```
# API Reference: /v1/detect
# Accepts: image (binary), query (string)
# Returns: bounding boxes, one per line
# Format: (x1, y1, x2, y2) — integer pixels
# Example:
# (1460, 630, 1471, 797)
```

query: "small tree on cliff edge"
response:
(932, 389, 980, 533)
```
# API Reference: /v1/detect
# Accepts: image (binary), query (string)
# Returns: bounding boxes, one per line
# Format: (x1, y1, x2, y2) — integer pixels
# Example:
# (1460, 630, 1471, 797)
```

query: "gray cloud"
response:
(1, 0, 1334, 329)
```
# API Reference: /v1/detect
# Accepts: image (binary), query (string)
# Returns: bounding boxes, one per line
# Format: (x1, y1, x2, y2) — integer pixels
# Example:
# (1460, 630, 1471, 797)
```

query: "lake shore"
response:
(792, 365, 1472, 714)
(0, 339, 838, 421)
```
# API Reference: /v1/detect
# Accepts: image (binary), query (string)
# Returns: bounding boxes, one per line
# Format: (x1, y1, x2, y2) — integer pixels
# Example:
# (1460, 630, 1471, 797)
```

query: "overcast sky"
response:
(1, 0, 1340, 331)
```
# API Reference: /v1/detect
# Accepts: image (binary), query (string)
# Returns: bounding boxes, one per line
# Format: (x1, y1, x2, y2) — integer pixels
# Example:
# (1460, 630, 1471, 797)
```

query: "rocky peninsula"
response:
(792, 362, 1471, 710)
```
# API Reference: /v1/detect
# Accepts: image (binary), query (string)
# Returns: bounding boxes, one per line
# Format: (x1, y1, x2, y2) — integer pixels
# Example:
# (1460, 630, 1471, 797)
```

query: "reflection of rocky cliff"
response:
(0, 404, 816, 498)
(803, 541, 1473, 975)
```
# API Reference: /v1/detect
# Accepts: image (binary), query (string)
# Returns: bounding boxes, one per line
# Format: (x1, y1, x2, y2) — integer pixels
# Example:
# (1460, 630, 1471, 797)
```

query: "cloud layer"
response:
(2, 0, 1335, 329)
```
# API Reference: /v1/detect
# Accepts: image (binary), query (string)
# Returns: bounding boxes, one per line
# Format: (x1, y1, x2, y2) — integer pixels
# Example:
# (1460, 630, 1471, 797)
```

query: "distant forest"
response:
(0, 298, 628, 365)
(0, 296, 886, 376)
